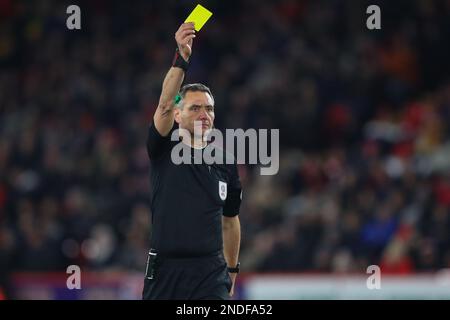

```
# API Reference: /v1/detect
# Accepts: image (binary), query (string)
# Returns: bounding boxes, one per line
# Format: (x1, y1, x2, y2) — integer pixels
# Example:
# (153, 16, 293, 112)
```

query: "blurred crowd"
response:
(1, 0, 450, 298)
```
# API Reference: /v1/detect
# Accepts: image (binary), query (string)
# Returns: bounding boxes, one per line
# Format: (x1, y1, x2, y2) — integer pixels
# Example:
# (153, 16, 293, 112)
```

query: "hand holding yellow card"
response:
(185, 4, 213, 31)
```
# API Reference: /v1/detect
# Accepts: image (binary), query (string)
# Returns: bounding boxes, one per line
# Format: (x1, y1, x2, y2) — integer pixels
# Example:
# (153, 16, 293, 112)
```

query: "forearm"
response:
(154, 67, 185, 136)
(222, 216, 241, 268)
(159, 66, 185, 108)
(154, 21, 194, 136)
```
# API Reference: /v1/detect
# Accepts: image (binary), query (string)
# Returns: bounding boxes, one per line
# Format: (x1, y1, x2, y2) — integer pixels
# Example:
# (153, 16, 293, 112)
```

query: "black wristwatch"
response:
(172, 48, 189, 72)
(227, 262, 240, 274)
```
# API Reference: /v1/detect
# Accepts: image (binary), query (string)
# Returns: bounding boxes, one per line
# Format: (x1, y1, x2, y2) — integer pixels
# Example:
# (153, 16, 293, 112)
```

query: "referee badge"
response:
(219, 181, 227, 200)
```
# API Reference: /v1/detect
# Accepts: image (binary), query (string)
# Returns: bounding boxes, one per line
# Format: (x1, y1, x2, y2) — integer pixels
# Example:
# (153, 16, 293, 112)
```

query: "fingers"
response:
(184, 35, 195, 45)
(177, 34, 195, 46)
(179, 22, 195, 31)
(229, 282, 235, 297)
(180, 28, 196, 38)
(176, 29, 196, 45)
(175, 23, 195, 37)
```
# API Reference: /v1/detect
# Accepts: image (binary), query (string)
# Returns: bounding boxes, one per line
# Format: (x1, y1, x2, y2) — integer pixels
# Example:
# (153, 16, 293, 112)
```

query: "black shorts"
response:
(142, 250, 232, 300)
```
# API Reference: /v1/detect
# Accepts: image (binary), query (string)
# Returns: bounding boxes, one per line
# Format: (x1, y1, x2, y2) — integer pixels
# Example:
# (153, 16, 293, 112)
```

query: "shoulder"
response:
(147, 122, 179, 160)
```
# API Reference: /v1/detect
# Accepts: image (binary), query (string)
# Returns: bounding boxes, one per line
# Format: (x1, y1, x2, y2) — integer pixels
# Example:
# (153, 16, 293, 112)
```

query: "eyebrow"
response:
(189, 104, 214, 109)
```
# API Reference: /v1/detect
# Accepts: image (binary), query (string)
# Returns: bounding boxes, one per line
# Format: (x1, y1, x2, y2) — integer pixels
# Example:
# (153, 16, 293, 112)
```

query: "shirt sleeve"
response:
(146, 121, 172, 160)
(223, 163, 242, 217)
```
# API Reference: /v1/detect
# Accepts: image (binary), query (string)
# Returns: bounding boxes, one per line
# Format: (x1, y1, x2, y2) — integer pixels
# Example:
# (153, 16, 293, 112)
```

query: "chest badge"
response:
(219, 181, 227, 200)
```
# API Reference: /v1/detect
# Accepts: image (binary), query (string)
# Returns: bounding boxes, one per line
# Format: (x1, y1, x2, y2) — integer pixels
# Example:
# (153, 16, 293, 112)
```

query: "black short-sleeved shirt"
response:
(146, 122, 242, 257)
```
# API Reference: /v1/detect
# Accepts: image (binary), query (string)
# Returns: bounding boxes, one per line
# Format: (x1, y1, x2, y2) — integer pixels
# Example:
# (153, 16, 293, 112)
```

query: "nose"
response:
(198, 107, 209, 120)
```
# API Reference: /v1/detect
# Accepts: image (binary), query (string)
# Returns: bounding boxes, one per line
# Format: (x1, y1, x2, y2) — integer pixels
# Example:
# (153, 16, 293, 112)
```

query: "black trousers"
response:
(142, 250, 232, 300)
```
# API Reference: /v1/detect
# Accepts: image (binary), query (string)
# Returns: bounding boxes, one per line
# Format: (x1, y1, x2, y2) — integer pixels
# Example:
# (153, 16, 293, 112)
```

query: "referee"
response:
(142, 22, 242, 300)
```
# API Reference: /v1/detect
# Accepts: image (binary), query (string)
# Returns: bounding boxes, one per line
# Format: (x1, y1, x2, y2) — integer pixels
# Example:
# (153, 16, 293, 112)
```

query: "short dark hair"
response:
(177, 83, 215, 108)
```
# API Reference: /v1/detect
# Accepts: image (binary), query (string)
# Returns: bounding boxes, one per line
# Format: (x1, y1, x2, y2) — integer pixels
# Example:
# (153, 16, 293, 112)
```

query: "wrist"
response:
(227, 262, 240, 274)
(172, 48, 189, 72)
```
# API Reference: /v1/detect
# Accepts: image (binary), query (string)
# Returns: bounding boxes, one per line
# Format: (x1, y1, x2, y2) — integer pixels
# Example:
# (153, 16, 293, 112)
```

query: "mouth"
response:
(194, 121, 211, 131)
(199, 122, 210, 129)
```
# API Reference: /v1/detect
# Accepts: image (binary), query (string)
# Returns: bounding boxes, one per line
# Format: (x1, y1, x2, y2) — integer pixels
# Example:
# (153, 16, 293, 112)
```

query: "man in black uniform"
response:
(142, 22, 242, 300)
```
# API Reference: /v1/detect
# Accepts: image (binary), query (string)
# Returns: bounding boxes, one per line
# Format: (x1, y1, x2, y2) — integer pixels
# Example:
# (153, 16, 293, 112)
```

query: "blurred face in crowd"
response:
(175, 90, 215, 138)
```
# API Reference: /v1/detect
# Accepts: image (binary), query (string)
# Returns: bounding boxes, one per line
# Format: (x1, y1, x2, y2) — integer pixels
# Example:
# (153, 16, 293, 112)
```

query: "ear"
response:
(174, 107, 181, 124)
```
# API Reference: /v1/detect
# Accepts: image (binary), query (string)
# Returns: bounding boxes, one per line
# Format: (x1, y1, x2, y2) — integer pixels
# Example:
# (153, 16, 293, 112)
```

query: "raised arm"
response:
(154, 22, 195, 136)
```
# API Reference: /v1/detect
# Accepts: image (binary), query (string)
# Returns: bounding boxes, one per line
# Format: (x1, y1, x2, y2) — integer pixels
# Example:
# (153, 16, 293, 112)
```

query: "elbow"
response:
(156, 102, 174, 118)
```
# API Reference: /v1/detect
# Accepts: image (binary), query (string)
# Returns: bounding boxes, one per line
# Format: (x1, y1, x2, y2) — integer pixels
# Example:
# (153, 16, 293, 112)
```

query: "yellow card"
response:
(184, 4, 213, 31)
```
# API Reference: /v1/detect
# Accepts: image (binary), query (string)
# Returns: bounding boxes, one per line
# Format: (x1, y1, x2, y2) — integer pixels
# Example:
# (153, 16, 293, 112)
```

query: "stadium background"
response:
(0, 0, 449, 299)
